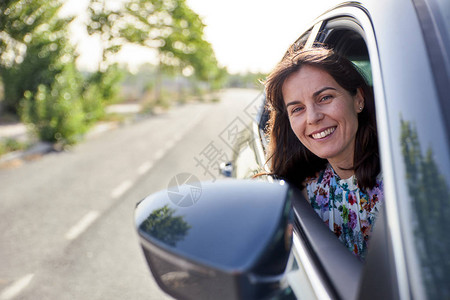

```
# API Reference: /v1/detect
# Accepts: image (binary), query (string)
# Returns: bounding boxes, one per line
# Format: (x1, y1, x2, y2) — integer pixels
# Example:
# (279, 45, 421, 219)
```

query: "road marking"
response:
(65, 211, 100, 241)
(154, 149, 166, 161)
(164, 139, 176, 150)
(110, 180, 133, 199)
(0, 274, 34, 300)
(137, 161, 154, 175)
(173, 133, 182, 143)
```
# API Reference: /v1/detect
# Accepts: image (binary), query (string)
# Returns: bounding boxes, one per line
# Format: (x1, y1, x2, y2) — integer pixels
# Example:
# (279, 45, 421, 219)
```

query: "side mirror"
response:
(135, 180, 294, 300)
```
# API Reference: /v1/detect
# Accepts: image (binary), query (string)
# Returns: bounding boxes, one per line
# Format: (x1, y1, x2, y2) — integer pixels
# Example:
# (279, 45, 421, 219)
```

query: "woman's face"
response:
(282, 65, 364, 168)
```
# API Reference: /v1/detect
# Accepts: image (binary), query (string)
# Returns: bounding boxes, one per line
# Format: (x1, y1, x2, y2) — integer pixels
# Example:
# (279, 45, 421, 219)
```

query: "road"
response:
(0, 88, 262, 300)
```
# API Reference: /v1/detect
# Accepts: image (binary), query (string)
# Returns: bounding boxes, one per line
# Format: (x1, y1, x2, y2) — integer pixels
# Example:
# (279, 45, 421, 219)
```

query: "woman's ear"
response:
(354, 87, 365, 113)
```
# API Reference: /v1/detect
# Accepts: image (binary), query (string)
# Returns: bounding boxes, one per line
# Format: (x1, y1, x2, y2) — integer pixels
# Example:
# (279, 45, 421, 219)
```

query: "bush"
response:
(81, 65, 124, 124)
(81, 82, 106, 124)
(20, 64, 87, 146)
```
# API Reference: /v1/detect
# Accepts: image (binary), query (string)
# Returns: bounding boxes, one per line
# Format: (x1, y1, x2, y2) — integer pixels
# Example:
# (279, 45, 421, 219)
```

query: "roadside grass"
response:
(99, 112, 127, 123)
(0, 138, 28, 157)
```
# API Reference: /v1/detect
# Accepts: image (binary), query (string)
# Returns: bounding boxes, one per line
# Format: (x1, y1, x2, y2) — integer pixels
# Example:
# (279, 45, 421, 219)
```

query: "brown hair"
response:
(264, 46, 380, 190)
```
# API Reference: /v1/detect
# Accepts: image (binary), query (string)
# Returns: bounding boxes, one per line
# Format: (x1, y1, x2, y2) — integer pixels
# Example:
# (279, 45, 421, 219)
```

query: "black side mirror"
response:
(135, 180, 294, 300)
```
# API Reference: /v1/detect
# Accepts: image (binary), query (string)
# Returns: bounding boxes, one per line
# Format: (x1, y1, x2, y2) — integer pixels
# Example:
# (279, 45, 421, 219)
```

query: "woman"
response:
(264, 47, 383, 260)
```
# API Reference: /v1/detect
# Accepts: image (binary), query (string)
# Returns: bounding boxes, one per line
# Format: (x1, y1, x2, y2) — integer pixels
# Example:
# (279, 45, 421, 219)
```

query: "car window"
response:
(298, 13, 411, 299)
(286, 16, 384, 300)
(352, 60, 372, 86)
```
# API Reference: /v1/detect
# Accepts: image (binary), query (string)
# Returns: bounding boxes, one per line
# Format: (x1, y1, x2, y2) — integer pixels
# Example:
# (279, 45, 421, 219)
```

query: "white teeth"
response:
(312, 127, 335, 139)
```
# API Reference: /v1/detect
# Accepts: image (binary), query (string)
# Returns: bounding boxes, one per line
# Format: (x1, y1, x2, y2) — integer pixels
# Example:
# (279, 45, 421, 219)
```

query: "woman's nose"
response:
(306, 105, 324, 124)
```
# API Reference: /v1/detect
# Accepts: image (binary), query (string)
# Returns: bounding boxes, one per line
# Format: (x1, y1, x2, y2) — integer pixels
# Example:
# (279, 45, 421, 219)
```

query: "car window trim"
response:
(289, 230, 332, 300)
(305, 22, 324, 49)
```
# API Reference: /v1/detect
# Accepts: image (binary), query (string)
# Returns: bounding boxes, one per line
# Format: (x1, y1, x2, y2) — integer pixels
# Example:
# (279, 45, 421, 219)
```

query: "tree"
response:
(140, 205, 191, 246)
(21, 63, 87, 145)
(87, 0, 225, 97)
(0, 0, 101, 145)
(0, 0, 74, 114)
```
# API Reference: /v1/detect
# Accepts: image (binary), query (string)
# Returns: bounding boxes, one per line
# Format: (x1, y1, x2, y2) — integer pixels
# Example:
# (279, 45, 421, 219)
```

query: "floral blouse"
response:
(305, 165, 384, 260)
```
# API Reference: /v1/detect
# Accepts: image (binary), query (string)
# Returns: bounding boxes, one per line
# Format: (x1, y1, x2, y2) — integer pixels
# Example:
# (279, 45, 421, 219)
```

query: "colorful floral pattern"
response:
(305, 165, 384, 260)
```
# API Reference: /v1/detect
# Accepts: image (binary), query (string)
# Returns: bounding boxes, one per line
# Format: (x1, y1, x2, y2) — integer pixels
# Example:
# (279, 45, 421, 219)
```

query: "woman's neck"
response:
(328, 162, 355, 179)
(328, 150, 355, 179)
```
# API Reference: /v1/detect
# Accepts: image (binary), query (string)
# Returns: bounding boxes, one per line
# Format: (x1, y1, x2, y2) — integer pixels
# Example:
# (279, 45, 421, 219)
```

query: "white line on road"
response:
(65, 211, 100, 241)
(153, 149, 166, 161)
(112, 112, 204, 201)
(173, 133, 182, 143)
(0, 274, 34, 300)
(137, 161, 154, 175)
(148, 115, 203, 167)
(164, 139, 176, 151)
(110, 180, 133, 199)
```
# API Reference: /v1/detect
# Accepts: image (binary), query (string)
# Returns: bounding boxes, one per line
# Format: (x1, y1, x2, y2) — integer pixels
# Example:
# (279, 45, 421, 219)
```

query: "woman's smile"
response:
(310, 126, 336, 140)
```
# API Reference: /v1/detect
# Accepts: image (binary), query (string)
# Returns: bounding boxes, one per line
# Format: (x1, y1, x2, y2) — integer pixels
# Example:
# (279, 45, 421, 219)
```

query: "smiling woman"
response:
(264, 46, 383, 260)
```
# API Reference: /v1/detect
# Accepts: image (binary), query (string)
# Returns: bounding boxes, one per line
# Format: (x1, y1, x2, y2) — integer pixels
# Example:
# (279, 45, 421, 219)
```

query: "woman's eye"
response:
(291, 106, 304, 114)
(320, 95, 332, 102)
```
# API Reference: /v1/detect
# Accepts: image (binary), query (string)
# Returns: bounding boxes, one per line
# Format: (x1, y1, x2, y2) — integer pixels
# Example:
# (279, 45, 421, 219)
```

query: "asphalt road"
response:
(0, 88, 262, 300)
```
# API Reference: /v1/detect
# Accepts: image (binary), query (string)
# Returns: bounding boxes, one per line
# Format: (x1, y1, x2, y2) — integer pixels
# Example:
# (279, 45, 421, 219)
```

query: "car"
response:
(134, 0, 450, 299)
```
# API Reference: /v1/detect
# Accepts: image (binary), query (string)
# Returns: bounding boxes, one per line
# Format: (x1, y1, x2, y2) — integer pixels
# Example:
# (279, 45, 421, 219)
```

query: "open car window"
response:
(288, 12, 397, 300)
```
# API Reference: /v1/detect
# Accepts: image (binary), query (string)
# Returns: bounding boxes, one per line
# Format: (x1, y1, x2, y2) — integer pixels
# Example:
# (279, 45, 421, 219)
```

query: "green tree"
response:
(140, 205, 191, 246)
(81, 64, 124, 125)
(83, 0, 129, 121)
(0, 0, 74, 114)
(21, 63, 86, 145)
(87, 0, 224, 100)
(0, 0, 97, 145)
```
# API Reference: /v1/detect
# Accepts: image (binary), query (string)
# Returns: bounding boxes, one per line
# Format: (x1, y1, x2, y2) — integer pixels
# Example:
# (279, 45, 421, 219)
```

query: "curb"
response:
(0, 142, 54, 167)
(0, 121, 121, 167)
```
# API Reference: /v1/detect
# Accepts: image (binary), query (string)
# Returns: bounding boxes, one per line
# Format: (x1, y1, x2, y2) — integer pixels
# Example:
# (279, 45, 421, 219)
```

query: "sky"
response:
(61, 0, 335, 74)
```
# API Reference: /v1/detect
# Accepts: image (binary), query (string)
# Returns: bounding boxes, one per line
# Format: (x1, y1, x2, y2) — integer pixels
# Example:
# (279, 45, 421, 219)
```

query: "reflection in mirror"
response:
(140, 204, 191, 247)
(400, 119, 450, 299)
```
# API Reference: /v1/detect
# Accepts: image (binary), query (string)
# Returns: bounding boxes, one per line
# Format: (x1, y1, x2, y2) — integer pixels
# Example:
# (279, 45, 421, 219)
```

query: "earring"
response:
(359, 106, 363, 111)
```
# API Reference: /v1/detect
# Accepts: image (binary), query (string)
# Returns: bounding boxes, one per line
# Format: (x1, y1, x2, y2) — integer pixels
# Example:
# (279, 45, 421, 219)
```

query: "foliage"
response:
(82, 64, 124, 124)
(0, 0, 74, 114)
(20, 63, 86, 145)
(1, 0, 225, 146)
(0, 137, 26, 156)
(0, 0, 93, 145)
(140, 204, 191, 246)
(88, 0, 224, 87)
(86, 0, 123, 72)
